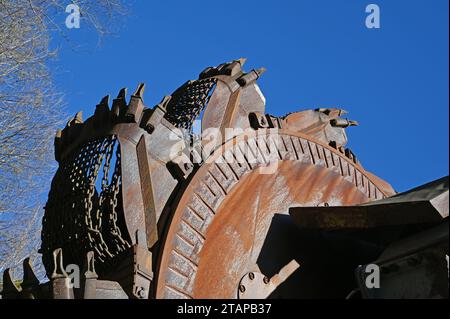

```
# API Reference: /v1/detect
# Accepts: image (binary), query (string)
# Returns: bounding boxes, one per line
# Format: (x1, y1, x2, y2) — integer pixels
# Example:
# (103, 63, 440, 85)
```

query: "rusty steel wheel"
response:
(155, 129, 392, 299)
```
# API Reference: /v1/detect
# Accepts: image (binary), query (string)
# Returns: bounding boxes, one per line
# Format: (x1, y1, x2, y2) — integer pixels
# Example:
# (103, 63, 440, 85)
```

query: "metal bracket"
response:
(237, 260, 300, 299)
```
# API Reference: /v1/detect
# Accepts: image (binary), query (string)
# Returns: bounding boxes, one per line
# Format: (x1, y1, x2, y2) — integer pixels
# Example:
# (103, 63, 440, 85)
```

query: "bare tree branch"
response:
(0, 0, 129, 280)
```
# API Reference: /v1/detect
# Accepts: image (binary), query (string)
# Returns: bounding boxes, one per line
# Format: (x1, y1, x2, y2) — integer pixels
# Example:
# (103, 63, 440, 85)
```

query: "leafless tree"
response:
(0, 0, 128, 280)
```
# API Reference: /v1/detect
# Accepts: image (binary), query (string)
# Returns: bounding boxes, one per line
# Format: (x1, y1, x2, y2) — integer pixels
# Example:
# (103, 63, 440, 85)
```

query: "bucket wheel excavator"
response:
(1, 59, 448, 299)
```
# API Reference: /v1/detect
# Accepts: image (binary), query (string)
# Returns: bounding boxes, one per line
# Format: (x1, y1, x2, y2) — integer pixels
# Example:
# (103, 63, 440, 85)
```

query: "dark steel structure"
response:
(1, 59, 448, 299)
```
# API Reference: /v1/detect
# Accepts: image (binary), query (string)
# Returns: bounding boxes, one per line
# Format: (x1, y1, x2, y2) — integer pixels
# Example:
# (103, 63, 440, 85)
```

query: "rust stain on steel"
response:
(289, 176, 449, 230)
(119, 135, 147, 246)
(136, 135, 158, 247)
(190, 161, 369, 298)
(219, 88, 241, 141)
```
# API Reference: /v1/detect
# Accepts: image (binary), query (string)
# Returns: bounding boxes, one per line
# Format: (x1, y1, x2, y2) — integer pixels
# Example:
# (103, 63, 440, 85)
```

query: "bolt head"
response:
(136, 287, 146, 298)
(145, 124, 155, 134)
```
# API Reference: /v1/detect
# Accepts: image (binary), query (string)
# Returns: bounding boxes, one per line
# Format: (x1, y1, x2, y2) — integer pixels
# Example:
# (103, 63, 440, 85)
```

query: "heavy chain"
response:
(164, 77, 217, 132)
(42, 135, 131, 273)
(84, 137, 112, 261)
(106, 149, 130, 253)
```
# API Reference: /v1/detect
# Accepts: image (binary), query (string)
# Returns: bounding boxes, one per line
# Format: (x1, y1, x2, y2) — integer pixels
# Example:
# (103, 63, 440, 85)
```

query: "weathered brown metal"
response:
(81, 251, 98, 299)
(51, 248, 74, 299)
(155, 128, 394, 298)
(2, 269, 21, 299)
(238, 260, 300, 299)
(21, 258, 40, 299)
(289, 176, 448, 229)
(1, 58, 446, 299)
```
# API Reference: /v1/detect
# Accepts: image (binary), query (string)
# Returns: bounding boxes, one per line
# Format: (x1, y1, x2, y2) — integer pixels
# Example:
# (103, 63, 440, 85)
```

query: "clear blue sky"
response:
(51, 0, 449, 192)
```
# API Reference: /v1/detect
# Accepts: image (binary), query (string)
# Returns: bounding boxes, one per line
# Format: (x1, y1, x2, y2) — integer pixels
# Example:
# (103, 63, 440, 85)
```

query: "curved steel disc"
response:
(155, 130, 392, 299)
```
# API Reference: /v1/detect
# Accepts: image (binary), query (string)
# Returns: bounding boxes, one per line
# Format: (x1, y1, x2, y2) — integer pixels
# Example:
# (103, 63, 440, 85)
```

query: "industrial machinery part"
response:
(1, 59, 447, 299)
(355, 221, 448, 299)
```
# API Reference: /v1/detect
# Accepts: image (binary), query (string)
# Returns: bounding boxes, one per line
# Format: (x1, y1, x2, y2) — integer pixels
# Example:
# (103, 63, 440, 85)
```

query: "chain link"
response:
(42, 135, 131, 273)
(164, 77, 217, 132)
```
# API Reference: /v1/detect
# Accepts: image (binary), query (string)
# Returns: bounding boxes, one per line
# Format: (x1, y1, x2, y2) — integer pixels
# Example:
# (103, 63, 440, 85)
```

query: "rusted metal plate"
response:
(362, 176, 448, 216)
(289, 176, 448, 230)
(136, 135, 158, 247)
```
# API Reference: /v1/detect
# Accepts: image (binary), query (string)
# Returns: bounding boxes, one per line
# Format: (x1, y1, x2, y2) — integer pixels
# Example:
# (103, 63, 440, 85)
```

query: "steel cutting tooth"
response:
(94, 95, 111, 127)
(74, 111, 83, 124)
(221, 58, 247, 76)
(113, 88, 128, 117)
(133, 83, 145, 99)
(256, 67, 267, 76)
(51, 248, 68, 278)
(126, 83, 146, 123)
(199, 66, 215, 79)
(21, 257, 40, 298)
(2, 268, 21, 298)
(216, 62, 228, 71)
(236, 57, 247, 66)
(117, 87, 127, 99)
(51, 248, 74, 299)
(22, 257, 40, 287)
(83, 251, 97, 277)
(99, 95, 110, 107)
(236, 67, 266, 86)
(82, 251, 98, 299)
